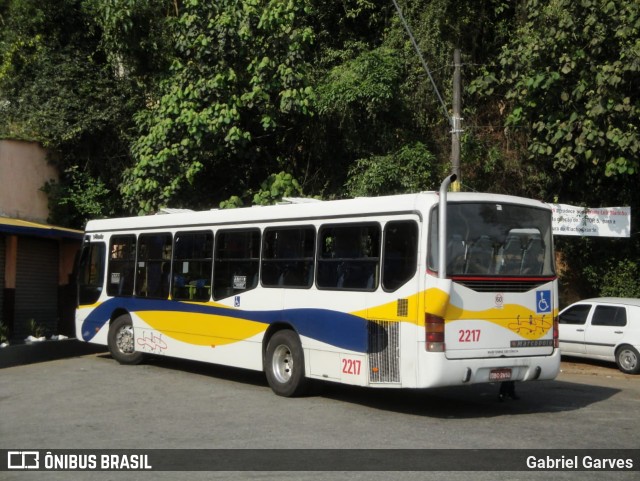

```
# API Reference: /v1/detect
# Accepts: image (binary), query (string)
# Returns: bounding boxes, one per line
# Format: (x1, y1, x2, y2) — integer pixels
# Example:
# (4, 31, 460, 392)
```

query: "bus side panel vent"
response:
(397, 298, 408, 317)
(368, 321, 400, 383)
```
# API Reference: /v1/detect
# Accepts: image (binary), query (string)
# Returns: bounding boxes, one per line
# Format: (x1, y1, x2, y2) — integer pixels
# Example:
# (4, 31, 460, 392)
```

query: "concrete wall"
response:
(0, 139, 58, 223)
(0, 139, 81, 339)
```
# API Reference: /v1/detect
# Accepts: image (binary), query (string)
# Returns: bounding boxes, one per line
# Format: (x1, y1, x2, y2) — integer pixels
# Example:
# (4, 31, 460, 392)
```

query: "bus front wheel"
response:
(108, 315, 144, 365)
(265, 330, 308, 397)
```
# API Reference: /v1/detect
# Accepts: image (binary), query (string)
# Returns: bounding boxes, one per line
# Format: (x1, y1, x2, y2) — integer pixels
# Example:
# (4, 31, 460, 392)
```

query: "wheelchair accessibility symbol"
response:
(536, 290, 551, 313)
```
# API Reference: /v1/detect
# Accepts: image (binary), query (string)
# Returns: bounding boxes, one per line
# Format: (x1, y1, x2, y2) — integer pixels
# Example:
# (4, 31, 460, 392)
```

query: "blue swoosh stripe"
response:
(81, 298, 369, 352)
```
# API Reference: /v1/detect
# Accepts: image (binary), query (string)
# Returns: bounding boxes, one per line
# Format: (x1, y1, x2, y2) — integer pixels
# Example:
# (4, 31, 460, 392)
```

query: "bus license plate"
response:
(489, 368, 512, 381)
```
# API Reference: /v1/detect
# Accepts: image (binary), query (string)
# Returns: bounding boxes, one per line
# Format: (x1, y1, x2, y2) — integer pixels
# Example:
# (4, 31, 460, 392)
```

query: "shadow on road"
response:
(96, 353, 620, 419)
(96, 352, 269, 387)
(315, 379, 619, 419)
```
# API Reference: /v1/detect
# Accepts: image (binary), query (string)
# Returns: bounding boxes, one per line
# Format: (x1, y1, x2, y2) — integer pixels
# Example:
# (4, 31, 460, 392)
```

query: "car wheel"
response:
(265, 330, 308, 397)
(108, 314, 144, 365)
(615, 345, 640, 374)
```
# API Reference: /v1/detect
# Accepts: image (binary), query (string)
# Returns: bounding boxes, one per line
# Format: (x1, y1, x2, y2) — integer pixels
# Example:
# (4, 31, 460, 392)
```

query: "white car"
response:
(558, 297, 640, 374)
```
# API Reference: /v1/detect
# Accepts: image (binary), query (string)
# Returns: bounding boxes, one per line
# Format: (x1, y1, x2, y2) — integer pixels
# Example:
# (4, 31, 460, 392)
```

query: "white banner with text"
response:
(549, 204, 631, 238)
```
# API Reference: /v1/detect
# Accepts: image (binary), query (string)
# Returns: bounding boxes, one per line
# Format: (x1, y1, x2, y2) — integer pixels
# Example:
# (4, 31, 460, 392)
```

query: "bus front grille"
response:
(368, 320, 400, 383)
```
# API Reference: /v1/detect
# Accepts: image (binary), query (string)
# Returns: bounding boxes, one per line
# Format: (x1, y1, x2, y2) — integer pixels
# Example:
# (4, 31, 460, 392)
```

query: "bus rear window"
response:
(428, 203, 555, 277)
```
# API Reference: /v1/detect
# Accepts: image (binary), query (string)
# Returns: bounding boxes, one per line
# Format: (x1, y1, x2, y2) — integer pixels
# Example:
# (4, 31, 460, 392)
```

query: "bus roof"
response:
(84, 191, 550, 233)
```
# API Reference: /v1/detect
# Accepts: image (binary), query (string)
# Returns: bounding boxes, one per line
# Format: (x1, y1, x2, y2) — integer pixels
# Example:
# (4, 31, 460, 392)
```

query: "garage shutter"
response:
(15, 237, 59, 339)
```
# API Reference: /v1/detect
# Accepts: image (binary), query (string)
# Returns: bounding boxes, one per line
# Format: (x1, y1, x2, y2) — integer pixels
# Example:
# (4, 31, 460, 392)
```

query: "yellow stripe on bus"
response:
(137, 311, 266, 346)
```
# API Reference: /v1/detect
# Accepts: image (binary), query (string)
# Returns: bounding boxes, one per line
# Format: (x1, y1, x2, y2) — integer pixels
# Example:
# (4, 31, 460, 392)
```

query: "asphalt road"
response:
(1, 354, 638, 481)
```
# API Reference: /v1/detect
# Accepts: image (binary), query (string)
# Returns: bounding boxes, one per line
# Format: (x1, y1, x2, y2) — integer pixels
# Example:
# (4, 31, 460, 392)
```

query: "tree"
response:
(345, 142, 439, 197)
(122, 0, 315, 213)
(470, 0, 639, 205)
(0, 0, 173, 227)
(307, 0, 520, 197)
(252, 171, 304, 206)
(469, 0, 640, 300)
(42, 166, 111, 228)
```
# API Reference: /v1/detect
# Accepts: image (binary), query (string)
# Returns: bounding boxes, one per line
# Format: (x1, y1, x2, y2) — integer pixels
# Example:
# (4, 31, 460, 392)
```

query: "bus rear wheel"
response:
(265, 330, 308, 397)
(108, 315, 144, 365)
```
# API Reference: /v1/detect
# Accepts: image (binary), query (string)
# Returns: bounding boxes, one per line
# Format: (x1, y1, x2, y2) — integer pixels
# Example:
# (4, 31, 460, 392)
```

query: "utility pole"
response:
(391, 1, 463, 191)
(451, 49, 462, 192)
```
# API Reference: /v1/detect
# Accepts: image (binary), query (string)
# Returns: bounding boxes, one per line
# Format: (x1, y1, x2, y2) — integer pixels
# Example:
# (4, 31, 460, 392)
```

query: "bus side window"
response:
(317, 224, 380, 291)
(172, 231, 213, 301)
(107, 235, 136, 297)
(136, 233, 173, 299)
(382, 221, 418, 291)
(214, 229, 260, 300)
(261, 227, 315, 289)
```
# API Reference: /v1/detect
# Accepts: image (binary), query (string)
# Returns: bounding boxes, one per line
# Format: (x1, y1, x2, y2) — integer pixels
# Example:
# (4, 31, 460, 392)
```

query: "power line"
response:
(391, 0, 452, 128)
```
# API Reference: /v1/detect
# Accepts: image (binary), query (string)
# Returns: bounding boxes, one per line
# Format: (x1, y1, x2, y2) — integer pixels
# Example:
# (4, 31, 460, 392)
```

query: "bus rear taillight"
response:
(425, 313, 445, 352)
(553, 315, 559, 348)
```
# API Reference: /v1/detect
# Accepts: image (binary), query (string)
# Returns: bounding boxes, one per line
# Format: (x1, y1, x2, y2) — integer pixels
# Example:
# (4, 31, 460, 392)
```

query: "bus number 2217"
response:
(342, 358, 361, 375)
(458, 329, 481, 342)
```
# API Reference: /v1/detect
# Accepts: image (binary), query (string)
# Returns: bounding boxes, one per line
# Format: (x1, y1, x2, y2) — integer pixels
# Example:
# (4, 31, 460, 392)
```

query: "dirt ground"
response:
(559, 357, 635, 380)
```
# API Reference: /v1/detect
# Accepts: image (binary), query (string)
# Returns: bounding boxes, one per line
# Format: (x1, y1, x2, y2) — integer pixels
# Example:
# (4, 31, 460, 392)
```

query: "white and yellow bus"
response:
(76, 177, 559, 396)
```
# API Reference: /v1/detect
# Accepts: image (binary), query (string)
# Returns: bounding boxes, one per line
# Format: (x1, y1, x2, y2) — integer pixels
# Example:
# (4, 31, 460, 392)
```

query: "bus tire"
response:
(265, 330, 308, 397)
(108, 314, 144, 365)
(615, 345, 640, 374)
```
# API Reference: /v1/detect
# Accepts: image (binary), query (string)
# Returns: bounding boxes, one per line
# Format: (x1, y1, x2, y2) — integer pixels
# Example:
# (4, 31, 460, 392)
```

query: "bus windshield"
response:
(429, 202, 555, 277)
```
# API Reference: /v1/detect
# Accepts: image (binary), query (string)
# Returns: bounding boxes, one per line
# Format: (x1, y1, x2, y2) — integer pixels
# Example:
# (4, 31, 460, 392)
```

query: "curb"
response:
(0, 339, 107, 368)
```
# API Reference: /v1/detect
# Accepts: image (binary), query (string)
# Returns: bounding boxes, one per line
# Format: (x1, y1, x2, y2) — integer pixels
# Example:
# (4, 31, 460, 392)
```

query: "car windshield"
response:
(428, 202, 555, 277)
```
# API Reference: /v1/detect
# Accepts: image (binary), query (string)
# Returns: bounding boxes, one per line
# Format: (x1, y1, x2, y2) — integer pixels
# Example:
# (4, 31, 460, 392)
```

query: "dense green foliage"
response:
(471, 0, 639, 203)
(123, 0, 315, 213)
(0, 0, 174, 224)
(1, 0, 638, 299)
(468, 0, 640, 299)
